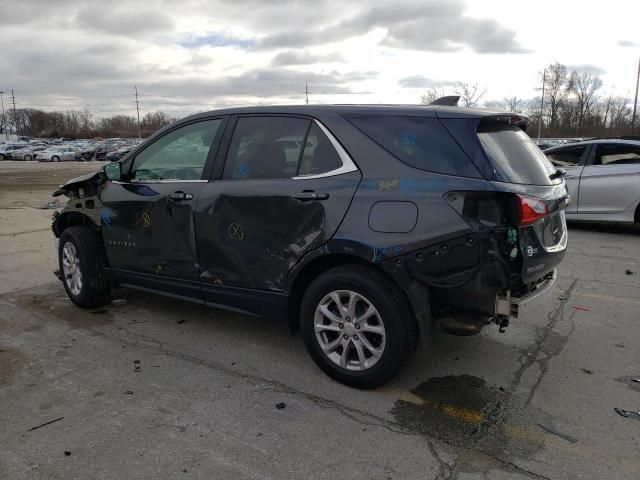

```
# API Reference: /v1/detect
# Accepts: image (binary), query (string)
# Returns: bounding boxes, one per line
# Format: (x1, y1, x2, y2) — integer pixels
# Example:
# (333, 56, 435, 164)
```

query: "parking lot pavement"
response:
(1, 161, 639, 479)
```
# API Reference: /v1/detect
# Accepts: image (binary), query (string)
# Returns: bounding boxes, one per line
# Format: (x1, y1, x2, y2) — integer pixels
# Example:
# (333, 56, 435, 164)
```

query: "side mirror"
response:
(103, 162, 121, 181)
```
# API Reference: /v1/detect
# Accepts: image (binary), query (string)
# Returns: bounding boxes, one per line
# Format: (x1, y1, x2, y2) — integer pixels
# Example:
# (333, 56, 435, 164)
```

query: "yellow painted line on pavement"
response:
(573, 291, 640, 305)
(378, 387, 484, 423)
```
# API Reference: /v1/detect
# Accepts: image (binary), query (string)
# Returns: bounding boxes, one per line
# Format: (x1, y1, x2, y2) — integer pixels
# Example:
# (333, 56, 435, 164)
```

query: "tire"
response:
(0, 154, 5, 160)
(25, 154, 32, 161)
(300, 265, 417, 389)
(52, 155, 60, 162)
(58, 226, 110, 308)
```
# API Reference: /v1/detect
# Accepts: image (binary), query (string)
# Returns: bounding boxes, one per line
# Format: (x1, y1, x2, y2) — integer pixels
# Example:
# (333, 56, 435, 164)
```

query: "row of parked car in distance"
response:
(0, 137, 137, 162)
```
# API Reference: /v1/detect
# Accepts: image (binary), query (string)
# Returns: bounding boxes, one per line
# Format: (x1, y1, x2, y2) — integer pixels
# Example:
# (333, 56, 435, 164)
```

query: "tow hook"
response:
(493, 315, 510, 333)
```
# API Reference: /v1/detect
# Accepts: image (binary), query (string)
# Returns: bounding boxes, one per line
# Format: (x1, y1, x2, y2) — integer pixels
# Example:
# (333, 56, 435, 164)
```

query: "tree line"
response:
(0, 108, 174, 139)
(422, 62, 638, 138)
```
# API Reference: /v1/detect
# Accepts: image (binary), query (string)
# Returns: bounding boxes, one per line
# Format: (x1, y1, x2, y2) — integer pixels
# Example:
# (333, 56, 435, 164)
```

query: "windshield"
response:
(477, 121, 558, 186)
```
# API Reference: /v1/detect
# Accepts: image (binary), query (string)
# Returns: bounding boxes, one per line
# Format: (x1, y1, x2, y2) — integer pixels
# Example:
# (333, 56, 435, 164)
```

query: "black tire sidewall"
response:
(301, 267, 411, 388)
(58, 227, 108, 308)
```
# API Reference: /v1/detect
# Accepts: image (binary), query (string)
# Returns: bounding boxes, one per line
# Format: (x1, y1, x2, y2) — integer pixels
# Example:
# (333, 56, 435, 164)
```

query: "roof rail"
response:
(429, 95, 460, 106)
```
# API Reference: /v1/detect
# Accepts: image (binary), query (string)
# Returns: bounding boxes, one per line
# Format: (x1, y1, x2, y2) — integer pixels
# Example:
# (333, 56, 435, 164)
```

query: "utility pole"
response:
(0, 91, 6, 140)
(134, 85, 141, 141)
(631, 56, 640, 132)
(537, 69, 546, 140)
(305, 82, 309, 105)
(11, 89, 17, 136)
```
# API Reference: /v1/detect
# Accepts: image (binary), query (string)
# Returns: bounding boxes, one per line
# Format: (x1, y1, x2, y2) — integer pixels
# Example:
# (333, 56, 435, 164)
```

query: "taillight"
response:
(517, 194, 548, 225)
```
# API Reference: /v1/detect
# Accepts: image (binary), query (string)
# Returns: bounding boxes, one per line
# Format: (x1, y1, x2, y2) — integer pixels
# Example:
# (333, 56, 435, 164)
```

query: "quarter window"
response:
(594, 144, 640, 165)
(131, 119, 221, 181)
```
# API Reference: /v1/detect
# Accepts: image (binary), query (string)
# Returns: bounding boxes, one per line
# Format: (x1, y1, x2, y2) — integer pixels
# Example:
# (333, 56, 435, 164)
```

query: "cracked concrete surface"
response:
(1, 162, 639, 479)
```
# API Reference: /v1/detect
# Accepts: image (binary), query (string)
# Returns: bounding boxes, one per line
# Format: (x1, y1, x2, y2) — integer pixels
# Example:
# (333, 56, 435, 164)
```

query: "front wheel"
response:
(52, 155, 60, 162)
(300, 265, 417, 388)
(25, 154, 32, 161)
(59, 226, 110, 308)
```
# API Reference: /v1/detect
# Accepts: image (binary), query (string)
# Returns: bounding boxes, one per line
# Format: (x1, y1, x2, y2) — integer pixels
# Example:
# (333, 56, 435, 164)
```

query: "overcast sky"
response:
(1, 0, 638, 118)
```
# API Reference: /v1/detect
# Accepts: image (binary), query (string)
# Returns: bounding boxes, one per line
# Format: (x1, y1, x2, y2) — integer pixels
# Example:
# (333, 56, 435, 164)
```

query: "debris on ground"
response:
(581, 368, 594, 374)
(275, 402, 286, 410)
(123, 390, 134, 395)
(64, 451, 71, 456)
(176, 319, 185, 324)
(40, 200, 60, 209)
(27, 416, 64, 432)
(537, 423, 578, 443)
(133, 360, 141, 372)
(614, 408, 640, 421)
(111, 299, 127, 306)
(573, 305, 590, 312)
(625, 269, 634, 275)
(633, 379, 640, 383)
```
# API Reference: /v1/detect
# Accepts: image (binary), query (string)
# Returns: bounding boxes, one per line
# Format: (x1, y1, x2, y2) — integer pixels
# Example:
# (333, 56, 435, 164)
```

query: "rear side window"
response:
(477, 121, 556, 186)
(297, 123, 343, 176)
(594, 144, 640, 165)
(224, 117, 310, 179)
(546, 146, 586, 167)
(344, 115, 480, 178)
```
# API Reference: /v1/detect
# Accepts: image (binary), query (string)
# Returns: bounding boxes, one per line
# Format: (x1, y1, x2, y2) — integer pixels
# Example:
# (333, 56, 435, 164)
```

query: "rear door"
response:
(194, 115, 361, 303)
(101, 117, 225, 298)
(577, 143, 640, 214)
(544, 144, 589, 214)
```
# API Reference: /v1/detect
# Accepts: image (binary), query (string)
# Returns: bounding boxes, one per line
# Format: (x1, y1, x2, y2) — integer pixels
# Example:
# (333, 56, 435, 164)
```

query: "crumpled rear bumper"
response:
(495, 270, 558, 319)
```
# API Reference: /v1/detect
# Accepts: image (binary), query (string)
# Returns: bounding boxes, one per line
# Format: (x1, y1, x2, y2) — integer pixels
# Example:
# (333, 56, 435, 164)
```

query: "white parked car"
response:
(544, 138, 640, 224)
(35, 146, 79, 162)
(12, 144, 48, 161)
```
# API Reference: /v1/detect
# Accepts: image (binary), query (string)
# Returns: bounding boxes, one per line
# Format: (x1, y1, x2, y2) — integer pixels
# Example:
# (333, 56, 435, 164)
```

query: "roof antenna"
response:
(429, 95, 460, 106)
(305, 82, 309, 105)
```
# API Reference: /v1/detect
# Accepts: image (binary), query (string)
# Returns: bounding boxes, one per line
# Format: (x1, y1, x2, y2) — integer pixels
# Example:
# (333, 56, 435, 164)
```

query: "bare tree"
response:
(420, 87, 447, 105)
(504, 96, 525, 113)
(454, 82, 486, 107)
(543, 62, 573, 129)
(571, 72, 603, 134)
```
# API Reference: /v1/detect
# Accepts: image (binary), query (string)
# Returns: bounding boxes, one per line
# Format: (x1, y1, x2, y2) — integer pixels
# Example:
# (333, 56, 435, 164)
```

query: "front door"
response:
(101, 118, 225, 297)
(578, 143, 640, 214)
(545, 144, 588, 214)
(194, 115, 361, 313)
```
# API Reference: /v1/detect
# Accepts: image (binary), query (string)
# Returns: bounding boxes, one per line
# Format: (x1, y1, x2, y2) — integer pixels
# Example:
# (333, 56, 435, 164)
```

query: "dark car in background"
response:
(51, 104, 568, 388)
(105, 146, 132, 162)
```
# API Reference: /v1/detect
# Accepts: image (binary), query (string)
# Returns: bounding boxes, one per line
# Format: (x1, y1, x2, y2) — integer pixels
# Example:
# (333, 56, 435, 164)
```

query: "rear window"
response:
(477, 121, 556, 186)
(344, 115, 481, 178)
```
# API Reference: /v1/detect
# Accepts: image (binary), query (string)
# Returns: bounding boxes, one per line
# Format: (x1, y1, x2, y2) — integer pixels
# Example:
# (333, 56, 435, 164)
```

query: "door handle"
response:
(294, 190, 329, 201)
(168, 191, 193, 201)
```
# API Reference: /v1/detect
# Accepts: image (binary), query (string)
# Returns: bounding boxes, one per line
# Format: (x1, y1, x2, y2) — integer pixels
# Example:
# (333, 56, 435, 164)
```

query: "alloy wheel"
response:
(62, 242, 82, 296)
(314, 290, 386, 371)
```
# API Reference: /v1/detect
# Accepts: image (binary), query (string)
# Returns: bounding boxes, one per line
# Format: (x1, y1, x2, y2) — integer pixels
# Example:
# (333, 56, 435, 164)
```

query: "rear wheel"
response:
(59, 226, 110, 308)
(0, 154, 5, 160)
(52, 155, 60, 162)
(300, 265, 416, 388)
(25, 154, 32, 161)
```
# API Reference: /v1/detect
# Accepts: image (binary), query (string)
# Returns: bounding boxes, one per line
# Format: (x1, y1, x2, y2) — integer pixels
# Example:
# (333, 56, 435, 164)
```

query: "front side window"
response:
(594, 144, 640, 165)
(546, 146, 587, 167)
(131, 119, 221, 181)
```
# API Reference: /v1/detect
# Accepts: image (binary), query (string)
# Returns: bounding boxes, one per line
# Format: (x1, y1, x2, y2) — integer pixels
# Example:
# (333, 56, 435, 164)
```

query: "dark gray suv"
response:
(51, 104, 568, 388)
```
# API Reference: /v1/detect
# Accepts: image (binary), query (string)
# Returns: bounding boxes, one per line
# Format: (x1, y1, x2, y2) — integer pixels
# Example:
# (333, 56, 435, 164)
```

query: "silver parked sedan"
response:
(35, 146, 79, 162)
(544, 139, 640, 224)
